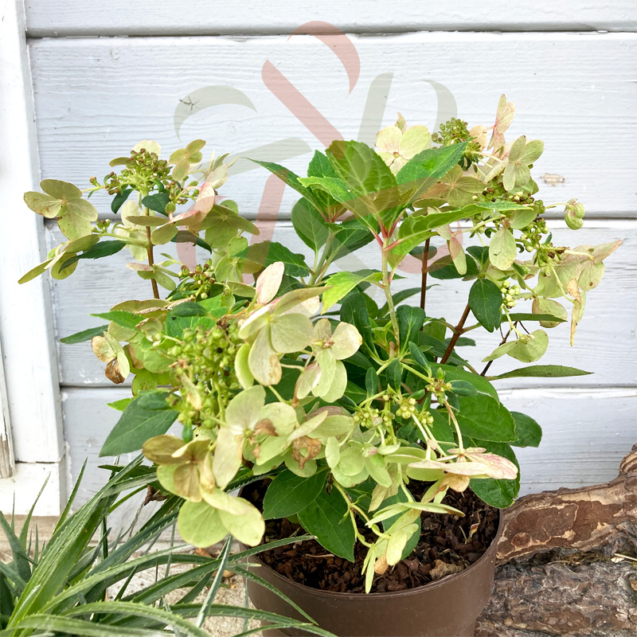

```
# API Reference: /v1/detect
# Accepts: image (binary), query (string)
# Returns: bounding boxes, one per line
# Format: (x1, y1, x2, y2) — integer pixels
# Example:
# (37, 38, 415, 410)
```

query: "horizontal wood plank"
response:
(25, 1, 637, 37)
(60, 386, 637, 506)
(46, 220, 637, 389)
(29, 33, 637, 219)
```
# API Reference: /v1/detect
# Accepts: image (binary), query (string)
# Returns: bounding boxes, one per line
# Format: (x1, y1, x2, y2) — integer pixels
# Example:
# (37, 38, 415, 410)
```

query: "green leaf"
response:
(393, 205, 478, 258)
(107, 398, 132, 412)
(77, 239, 127, 260)
(60, 325, 108, 345)
(111, 188, 133, 213)
(469, 279, 503, 332)
(490, 365, 592, 380)
(429, 254, 479, 280)
(298, 488, 355, 561)
(329, 219, 374, 259)
(263, 242, 311, 278)
(100, 394, 178, 456)
(387, 359, 402, 390)
(506, 313, 565, 323)
(396, 142, 468, 204)
(326, 140, 397, 198)
(249, 159, 321, 211)
(470, 441, 520, 508)
(141, 192, 170, 215)
(91, 311, 142, 331)
(511, 411, 542, 448)
(171, 301, 209, 317)
(408, 341, 431, 373)
(323, 271, 381, 312)
(340, 293, 376, 357)
(397, 305, 426, 352)
(455, 394, 516, 442)
(291, 198, 329, 251)
(365, 367, 379, 397)
(449, 380, 478, 397)
(262, 469, 328, 520)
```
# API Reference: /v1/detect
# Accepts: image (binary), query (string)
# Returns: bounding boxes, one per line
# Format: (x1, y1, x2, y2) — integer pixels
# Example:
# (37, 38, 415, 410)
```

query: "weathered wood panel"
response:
(61, 386, 636, 506)
(24, 1, 637, 37)
(29, 33, 637, 219)
(46, 221, 637, 389)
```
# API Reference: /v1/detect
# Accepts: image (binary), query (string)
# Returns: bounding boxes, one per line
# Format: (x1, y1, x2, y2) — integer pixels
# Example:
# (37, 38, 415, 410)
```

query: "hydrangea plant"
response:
(22, 95, 620, 592)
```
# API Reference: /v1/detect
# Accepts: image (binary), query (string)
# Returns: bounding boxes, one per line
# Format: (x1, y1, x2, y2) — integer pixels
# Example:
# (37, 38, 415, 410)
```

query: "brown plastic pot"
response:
(245, 509, 502, 637)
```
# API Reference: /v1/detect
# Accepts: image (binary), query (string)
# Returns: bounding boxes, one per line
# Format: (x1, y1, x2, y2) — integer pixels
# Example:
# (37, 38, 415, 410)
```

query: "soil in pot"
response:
(244, 479, 498, 594)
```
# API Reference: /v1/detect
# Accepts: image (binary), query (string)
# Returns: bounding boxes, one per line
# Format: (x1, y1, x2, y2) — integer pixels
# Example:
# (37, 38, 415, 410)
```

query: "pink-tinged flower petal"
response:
(465, 452, 518, 480)
(375, 125, 402, 154)
(256, 261, 285, 305)
(194, 181, 217, 213)
(409, 458, 492, 477)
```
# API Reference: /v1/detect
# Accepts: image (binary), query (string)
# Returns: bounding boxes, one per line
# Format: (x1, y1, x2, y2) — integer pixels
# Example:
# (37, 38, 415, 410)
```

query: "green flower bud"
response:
(565, 200, 585, 230)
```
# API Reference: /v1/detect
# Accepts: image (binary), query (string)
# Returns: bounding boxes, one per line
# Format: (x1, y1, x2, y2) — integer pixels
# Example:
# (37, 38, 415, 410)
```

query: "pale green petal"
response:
(248, 326, 282, 386)
(133, 140, 162, 155)
(234, 343, 254, 389)
(288, 410, 328, 442)
(399, 126, 431, 159)
(313, 318, 332, 341)
(120, 199, 140, 228)
(260, 402, 298, 435)
(255, 436, 290, 466)
(321, 359, 348, 402)
(173, 463, 202, 502)
(178, 501, 228, 548)
(313, 349, 335, 397)
(389, 156, 407, 175)
(212, 428, 244, 489)
(375, 125, 401, 154)
(295, 364, 322, 399)
(270, 313, 313, 353)
(225, 385, 266, 431)
(256, 261, 284, 305)
(238, 305, 271, 341)
(330, 322, 363, 360)
(202, 489, 255, 516)
(219, 506, 265, 547)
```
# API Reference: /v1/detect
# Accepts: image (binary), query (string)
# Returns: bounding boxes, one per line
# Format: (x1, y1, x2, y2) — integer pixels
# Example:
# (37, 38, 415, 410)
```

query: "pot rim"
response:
(249, 507, 504, 601)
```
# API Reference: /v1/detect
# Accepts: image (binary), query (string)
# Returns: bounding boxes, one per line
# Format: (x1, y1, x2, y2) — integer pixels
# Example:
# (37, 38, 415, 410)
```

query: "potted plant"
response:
(20, 94, 620, 636)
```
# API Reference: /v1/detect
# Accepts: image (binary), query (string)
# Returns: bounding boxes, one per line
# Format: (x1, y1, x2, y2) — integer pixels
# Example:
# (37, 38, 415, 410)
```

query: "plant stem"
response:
(381, 242, 400, 349)
(146, 226, 160, 299)
(440, 304, 471, 365)
(419, 238, 430, 312)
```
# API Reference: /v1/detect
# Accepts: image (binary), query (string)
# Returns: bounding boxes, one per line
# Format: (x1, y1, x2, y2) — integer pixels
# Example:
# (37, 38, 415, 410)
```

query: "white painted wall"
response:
(3, 2, 636, 509)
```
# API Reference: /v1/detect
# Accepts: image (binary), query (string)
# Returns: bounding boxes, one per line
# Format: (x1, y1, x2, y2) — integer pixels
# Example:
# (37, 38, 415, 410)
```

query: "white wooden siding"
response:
(24, 1, 637, 36)
(15, 14, 637, 508)
(0, 0, 65, 515)
(29, 34, 637, 219)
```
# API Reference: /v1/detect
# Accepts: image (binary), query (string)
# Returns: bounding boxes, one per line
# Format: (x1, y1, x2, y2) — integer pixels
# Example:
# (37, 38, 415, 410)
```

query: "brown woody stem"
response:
(440, 304, 471, 365)
(419, 238, 430, 312)
(146, 226, 160, 300)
